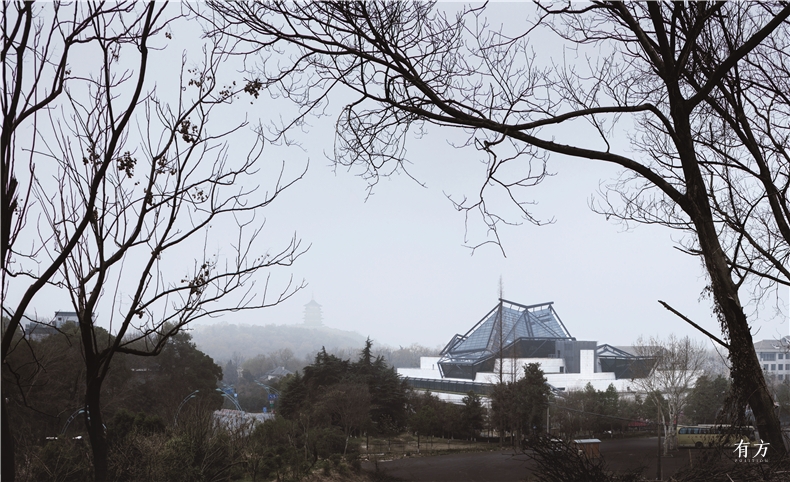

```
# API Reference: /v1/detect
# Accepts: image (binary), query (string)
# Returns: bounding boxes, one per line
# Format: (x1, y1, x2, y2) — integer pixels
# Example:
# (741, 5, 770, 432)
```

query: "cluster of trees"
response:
(552, 384, 622, 439)
(551, 383, 674, 442)
(216, 341, 440, 414)
(279, 340, 408, 437)
(407, 391, 485, 443)
(490, 363, 552, 446)
(4, 328, 428, 482)
(204, 340, 411, 480)
(3, 324, 227, 481)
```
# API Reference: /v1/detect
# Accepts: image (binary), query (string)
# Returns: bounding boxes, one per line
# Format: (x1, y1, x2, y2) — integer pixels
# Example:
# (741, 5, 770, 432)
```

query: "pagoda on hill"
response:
(303, 298, 323, 327)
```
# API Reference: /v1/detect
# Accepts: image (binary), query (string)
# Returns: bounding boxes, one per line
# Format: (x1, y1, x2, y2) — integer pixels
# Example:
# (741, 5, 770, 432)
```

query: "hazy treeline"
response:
(323, 343, 441, 370)
(192, 322, 440, 370)
(191, 323, 368, 362)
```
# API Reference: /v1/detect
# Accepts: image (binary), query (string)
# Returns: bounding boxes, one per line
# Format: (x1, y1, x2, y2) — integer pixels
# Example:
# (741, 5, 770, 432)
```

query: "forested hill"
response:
(190, 322, 368, 362)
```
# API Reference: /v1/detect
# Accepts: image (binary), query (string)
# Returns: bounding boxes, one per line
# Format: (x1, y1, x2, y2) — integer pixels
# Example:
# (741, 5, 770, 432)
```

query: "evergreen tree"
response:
(490, 363, 551, 445)
(686, 375, 729, 424)
(223, 360, 238, 386)
(460, 391, 485, 440)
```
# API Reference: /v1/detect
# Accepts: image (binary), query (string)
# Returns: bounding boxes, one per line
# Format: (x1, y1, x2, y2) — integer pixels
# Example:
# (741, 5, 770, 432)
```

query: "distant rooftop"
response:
(54, 311, 78, 317)
(754, 338, 790, 351)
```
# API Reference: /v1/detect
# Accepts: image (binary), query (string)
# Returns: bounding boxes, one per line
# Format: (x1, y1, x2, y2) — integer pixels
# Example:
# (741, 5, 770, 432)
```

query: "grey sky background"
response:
(247, 122, 789, 349)
(17, 3, 789, 351)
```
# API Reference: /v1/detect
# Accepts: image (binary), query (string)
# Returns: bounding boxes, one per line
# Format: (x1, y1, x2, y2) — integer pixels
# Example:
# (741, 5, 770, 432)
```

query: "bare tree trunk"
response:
(85, 375, 108, 482)
(673, 92, 786, 454)
(692, 186, 784, 452)
(1, 397, 14, 481)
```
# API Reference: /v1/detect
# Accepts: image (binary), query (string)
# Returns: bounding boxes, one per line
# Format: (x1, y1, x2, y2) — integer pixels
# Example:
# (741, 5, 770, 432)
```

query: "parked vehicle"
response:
(676, 424, 756, 448)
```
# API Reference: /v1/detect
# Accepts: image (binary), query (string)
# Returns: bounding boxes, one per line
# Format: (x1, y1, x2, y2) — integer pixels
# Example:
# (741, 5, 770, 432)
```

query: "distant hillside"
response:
(190, 322, 369, 362)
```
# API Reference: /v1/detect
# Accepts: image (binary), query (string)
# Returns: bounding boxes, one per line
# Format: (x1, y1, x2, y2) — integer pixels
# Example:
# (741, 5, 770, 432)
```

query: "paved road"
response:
(362, 437, 702, 481)
(364, 450, 532, 482)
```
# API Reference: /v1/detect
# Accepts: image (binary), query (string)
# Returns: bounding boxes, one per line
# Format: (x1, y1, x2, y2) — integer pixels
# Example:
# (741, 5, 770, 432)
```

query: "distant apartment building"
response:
(755, 337, 790, 381)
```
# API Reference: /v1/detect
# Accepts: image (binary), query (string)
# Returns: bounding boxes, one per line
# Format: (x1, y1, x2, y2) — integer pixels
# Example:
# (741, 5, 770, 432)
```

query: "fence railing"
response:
(363, 438, 486, 458)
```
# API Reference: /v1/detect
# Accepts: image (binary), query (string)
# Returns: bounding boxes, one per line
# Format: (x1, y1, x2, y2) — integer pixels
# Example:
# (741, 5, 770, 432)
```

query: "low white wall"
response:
(398, 368, 442, 379)
(420, 357, 441, 371)
(494, 357, 565, 375)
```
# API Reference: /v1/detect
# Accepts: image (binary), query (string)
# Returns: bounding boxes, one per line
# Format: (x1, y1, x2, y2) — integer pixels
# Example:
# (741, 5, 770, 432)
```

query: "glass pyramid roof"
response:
(441, 299, 573, 359)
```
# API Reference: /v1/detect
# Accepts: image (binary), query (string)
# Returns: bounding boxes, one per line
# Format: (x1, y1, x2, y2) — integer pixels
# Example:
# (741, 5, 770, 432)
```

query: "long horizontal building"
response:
(755, 338, 790, 381)
(398, 299, 651, 402)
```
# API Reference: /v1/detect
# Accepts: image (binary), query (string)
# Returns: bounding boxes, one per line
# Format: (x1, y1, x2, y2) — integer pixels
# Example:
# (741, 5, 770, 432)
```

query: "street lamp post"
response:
(174, 390, 201, 426)
(60, 408, 86, 437)
(216, 388, 244, 412)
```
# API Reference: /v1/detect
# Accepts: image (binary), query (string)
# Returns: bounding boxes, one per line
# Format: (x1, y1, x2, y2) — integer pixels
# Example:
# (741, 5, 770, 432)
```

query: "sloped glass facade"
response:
(438, 299, 575, 380)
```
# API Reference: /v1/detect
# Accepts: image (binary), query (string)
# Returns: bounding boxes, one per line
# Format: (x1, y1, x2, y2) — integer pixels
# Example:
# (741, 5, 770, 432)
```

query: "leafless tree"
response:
(1, 3, 143, 478)
(631, 334, 706, 454)
(206, 2, 790, 453)
(3, 3, 305, 481)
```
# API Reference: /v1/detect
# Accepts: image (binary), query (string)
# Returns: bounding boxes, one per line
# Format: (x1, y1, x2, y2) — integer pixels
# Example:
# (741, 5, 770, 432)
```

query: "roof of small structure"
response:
(264, 366, 293, 377)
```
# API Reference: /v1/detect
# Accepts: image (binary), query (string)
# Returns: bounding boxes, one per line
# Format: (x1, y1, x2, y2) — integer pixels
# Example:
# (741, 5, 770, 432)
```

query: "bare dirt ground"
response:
(362, 437, 711, 481)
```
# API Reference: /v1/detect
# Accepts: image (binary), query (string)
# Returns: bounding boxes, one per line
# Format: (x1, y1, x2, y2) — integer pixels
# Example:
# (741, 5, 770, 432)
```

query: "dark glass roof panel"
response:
(453, 317, 495, 353)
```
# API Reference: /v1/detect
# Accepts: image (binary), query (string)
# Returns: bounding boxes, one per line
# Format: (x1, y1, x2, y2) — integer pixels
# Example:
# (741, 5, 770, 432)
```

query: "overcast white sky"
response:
(249, 120, 789, 349)
(18, 2, 789, 351)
